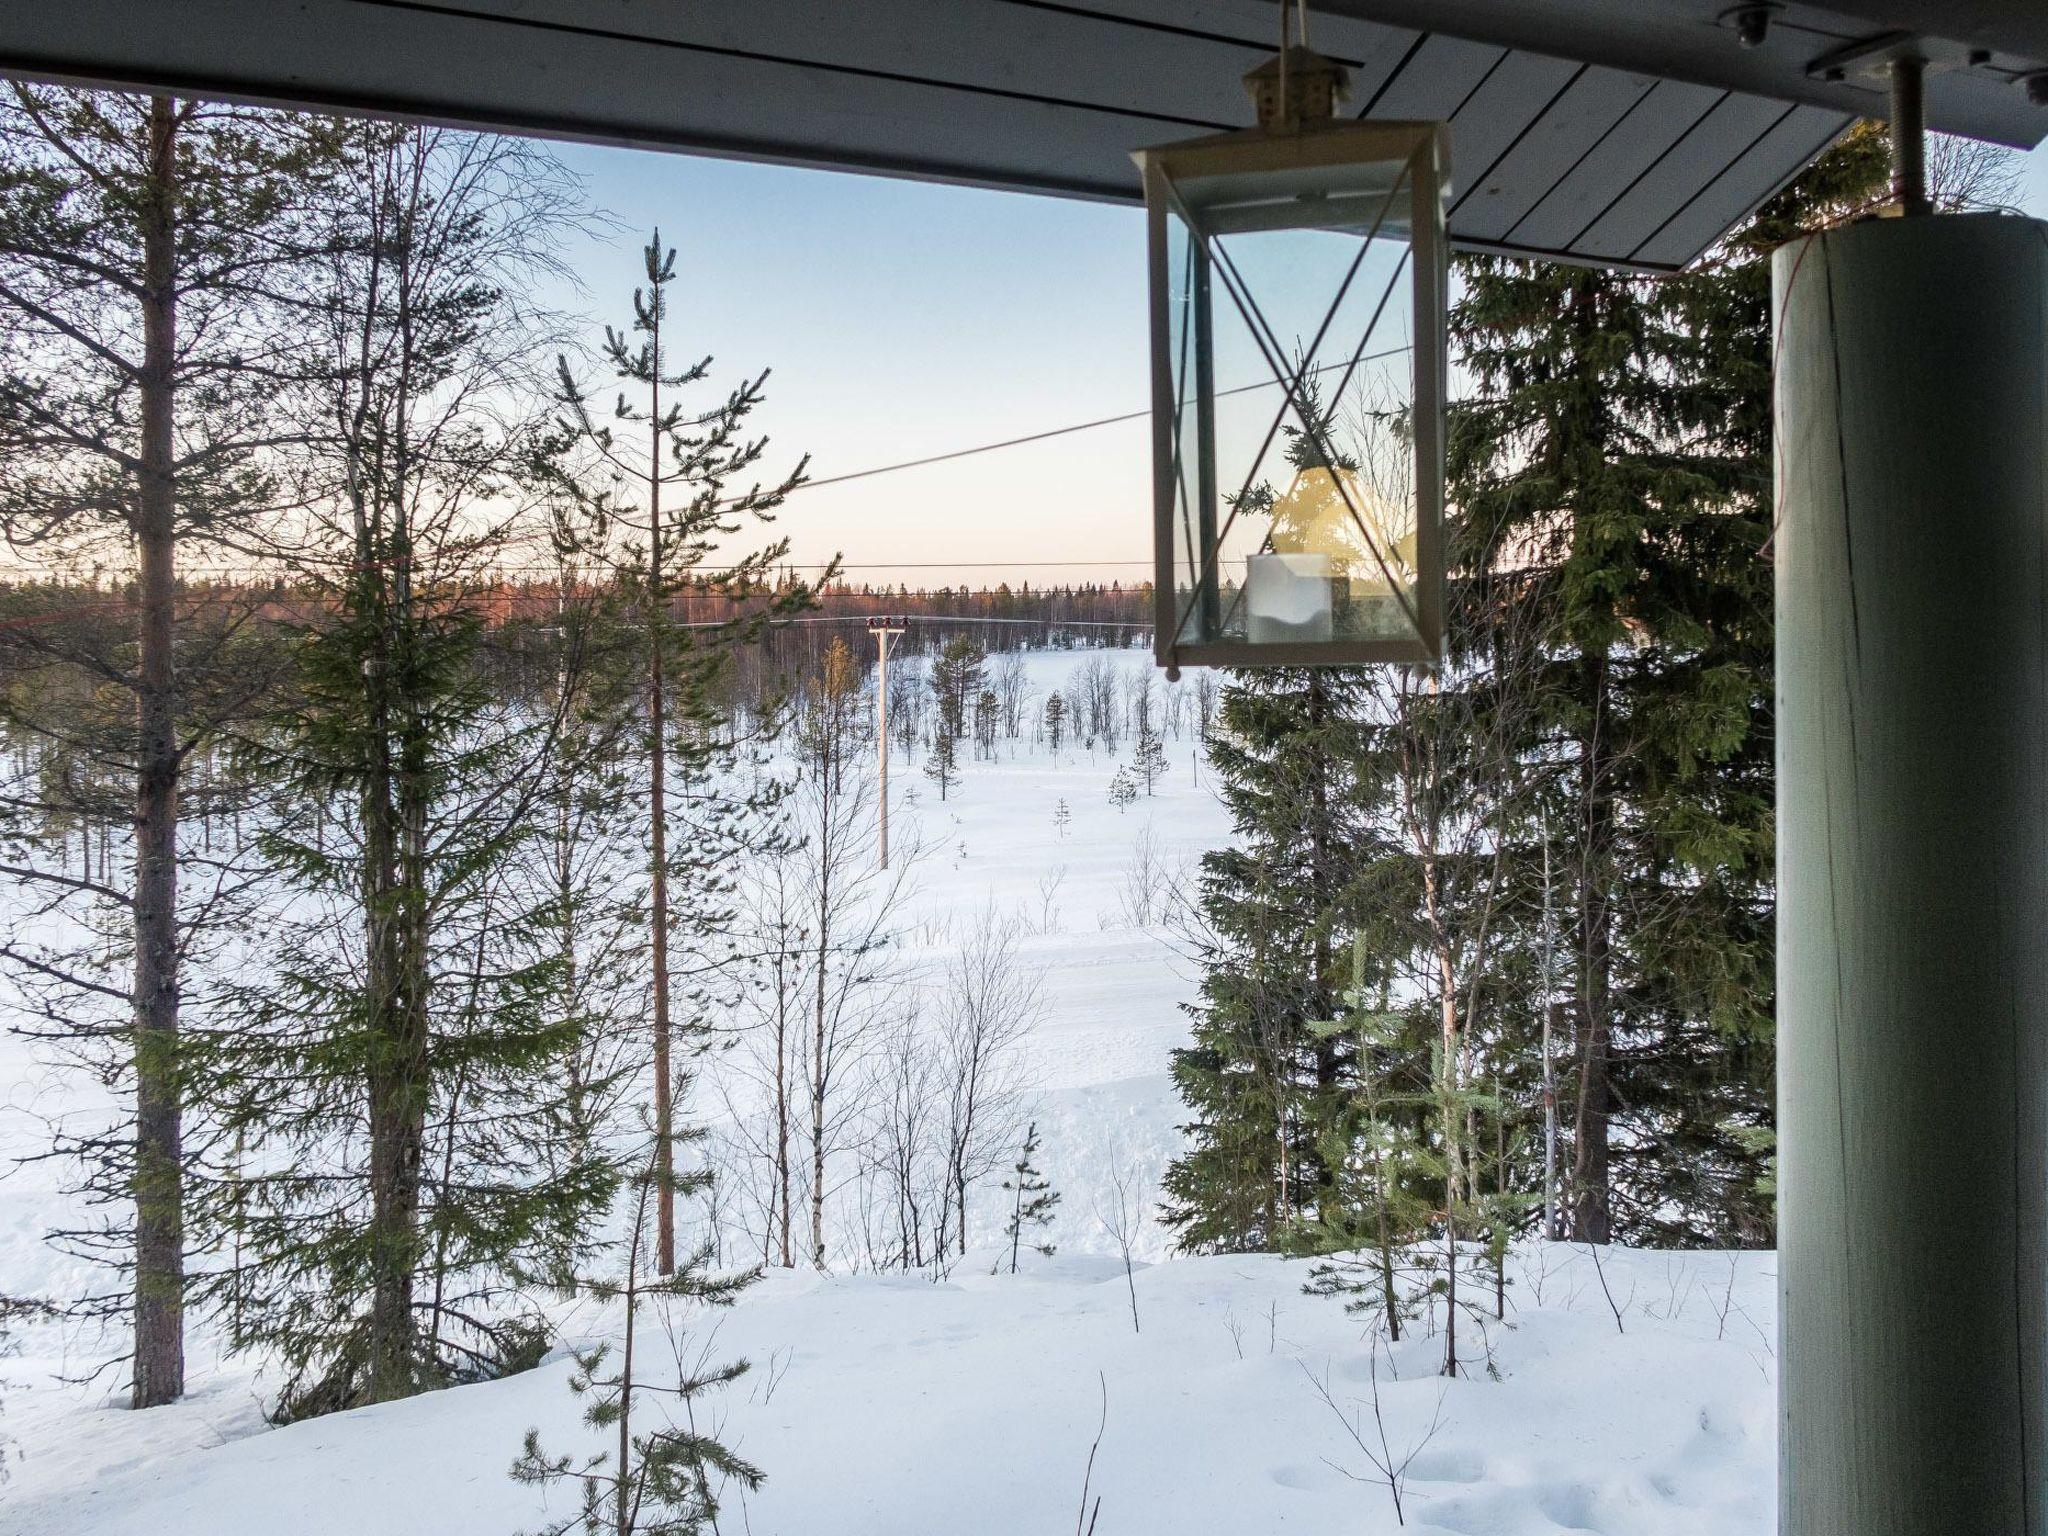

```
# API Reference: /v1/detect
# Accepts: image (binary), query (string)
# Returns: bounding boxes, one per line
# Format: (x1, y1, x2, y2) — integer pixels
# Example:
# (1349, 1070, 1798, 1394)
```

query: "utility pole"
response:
(867, 616, 906, 869)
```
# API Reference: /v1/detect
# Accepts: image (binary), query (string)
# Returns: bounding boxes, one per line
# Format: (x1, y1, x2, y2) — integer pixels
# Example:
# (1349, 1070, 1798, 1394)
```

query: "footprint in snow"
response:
(1405, 1446, 1487, 1484)
(1267, 1463, 1324, 1491)
(1536, 1480, 1606, 1533)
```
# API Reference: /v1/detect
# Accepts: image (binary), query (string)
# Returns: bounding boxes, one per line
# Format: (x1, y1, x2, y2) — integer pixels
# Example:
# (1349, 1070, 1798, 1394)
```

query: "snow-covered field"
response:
(0, 648, 1782, 1535)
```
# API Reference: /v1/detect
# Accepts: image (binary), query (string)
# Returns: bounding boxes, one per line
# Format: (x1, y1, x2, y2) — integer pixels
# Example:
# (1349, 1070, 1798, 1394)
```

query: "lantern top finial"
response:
(1243, 45, 1352, 132)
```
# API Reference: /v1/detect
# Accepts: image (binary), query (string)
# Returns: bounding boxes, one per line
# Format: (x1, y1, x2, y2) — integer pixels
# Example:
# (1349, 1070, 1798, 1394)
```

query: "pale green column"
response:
(1776, 212, 2048, 1535)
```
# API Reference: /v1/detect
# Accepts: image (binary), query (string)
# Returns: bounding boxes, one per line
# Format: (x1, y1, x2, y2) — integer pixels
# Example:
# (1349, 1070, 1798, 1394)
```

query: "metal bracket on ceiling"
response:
(1802, 29, 1985, 86)
(1801, 31, 1945, 216)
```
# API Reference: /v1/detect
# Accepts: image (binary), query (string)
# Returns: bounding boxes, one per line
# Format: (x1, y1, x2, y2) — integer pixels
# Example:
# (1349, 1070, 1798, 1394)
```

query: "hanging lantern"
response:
(1135, 43, 1449, 674)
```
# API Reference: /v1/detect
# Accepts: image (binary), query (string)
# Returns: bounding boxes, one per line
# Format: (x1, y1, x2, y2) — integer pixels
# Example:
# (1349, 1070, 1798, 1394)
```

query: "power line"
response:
(755, 613, 1141, 628)
(733, 560, 1150, 570)
(775, 345, 1411, 500)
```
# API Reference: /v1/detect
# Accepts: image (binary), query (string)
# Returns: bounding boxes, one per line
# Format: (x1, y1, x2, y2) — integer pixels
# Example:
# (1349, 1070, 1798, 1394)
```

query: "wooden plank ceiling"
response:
(1, 1, 2044, 271)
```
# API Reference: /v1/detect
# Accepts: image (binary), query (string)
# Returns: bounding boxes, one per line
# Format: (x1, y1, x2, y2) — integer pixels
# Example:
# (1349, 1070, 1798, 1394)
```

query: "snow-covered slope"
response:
(4, 1244, 1780, 1536)
(1, 649, 1782, 1534)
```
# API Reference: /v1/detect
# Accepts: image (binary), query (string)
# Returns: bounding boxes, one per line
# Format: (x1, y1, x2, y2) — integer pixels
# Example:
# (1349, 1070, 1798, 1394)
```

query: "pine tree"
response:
(1132, 718, 1167, 796)
(1052, 798, 1072, 840)
(511, 1151, 762, 1536)
(923, 726, 959, 801)
(973, 687, 998, 759)
(928, 634, 986, 742)
(1041, 691, 1067, 757)
(1000, 1121, 1061, 1272)
(548, 229, 819, 1276)
(0, 87, 351, 1408)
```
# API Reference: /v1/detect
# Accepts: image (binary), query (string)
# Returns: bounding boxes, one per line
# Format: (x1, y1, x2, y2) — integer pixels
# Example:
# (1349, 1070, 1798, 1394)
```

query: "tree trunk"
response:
(1306, 675, 1338, 1208)
(1569, 654, 1614, 1245)
(361, 692, 414, 1398)
(808, 739, 838, 1271)
(1439, 940, 1462, 1378)
(954, 1155, 970, 1258)
(359, 169, 436, 1402)
(809, 916, 829, 1269)
(773, 946, 792, 1268)
(130, 93, 185, 1412)
(362, 555, 430, 1401)
(1370, 1125, 1400, 1344)
(646, 331, 676, 1277)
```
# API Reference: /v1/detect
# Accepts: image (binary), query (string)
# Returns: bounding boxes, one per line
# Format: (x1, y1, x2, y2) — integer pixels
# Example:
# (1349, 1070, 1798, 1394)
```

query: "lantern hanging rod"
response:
(1247, 0, 1350, 133)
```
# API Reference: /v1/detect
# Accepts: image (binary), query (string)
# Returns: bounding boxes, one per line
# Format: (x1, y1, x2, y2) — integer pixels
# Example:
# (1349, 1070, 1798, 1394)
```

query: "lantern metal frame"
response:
(1135, 118, 1450, 673)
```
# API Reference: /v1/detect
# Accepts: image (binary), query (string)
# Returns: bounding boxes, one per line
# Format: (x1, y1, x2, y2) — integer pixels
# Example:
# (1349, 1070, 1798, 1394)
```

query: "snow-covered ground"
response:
(0, 648, 1782, 1535)
(4, 1244, 1781, 1536)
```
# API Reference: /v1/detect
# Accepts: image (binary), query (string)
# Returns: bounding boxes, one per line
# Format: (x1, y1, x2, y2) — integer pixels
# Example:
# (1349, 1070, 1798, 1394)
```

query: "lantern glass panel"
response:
(1147, 124, 1445, 668)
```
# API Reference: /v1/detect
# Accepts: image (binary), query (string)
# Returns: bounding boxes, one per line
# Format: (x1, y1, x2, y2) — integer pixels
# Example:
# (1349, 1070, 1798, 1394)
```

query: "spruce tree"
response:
(1161, 669, 1376, 1252)
(1042, 691, 1067, 757)
(923, 725, 959, 801)
(1296, 939, 1435, 1343)
(1106, 766, 1137, 814)
(191, 125, 615, 1411)
(1444, 127, 1889, 1244)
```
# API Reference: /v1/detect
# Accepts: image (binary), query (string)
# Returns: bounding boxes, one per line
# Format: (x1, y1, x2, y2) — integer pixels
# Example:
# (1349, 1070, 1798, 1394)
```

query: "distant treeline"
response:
(0, 573, 1153, 706)
(0, 573, 1155, 663)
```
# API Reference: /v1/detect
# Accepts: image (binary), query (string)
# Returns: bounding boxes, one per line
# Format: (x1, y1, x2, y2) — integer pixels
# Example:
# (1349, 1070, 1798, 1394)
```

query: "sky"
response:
(544, 145, 1157, 590)
(541, 132, 2048, 589)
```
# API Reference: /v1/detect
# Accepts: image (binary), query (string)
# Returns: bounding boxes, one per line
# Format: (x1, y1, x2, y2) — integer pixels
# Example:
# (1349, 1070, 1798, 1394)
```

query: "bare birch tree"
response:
(933, 906, 1041, 1257)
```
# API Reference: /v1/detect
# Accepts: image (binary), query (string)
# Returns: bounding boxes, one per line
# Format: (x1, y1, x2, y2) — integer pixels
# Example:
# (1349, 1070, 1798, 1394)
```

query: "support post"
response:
(1775, 212, 2048, 1535)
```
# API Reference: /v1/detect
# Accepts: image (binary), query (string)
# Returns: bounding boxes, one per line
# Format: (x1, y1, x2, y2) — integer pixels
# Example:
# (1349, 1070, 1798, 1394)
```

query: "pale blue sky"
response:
(544, 138, 2048, 587)
(549, 145, 1154, 588)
